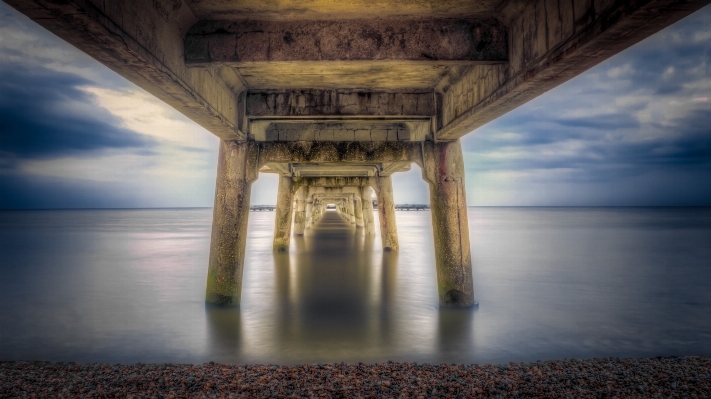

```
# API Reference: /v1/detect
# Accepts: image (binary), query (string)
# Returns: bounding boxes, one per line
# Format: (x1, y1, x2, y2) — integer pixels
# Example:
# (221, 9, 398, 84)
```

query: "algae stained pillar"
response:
(206, 140, 258, 306)
(273, 175, 294, 253)
(376, 176, 399, 251)
(423, 140, 474, 307)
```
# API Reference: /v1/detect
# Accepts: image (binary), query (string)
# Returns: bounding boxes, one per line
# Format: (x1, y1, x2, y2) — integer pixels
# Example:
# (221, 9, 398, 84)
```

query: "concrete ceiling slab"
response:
(186, 0, 505, 21)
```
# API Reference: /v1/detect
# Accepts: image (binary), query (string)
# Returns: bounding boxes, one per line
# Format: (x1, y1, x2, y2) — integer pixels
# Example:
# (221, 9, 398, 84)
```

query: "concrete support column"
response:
(361, 186, 376, 235)
(273, 175, 295, 253)
(305, 199, 314, 229)
(376, 175, 399, 251)
(206, 140, 258, 306)
(422, 140, 474, 307)
(293, 187, 307, 235)
(354, 196, 364, 227)
(348, 198, 356, 224)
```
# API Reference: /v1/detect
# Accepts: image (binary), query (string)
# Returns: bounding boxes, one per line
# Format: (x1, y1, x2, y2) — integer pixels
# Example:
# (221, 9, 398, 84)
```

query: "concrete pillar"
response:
(376, 175, 399, 251)
(348, 197, 356, 224)
(361, 186, 375, 235)
(273, 175, 294, 253)
(305, 199, 314, 229)
(206, 140, 258, 306)
(423, 140, 474, 307)
(294, 186, 307, 235)
(354, 196, 364, 227)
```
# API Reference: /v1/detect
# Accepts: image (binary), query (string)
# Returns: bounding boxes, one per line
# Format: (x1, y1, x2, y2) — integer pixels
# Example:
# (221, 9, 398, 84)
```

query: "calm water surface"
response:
(1, 207, 710, 365)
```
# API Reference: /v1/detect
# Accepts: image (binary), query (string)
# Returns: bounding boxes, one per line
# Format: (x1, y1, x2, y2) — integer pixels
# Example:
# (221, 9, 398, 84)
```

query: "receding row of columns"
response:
(206, 140, 474, 308)
(272, 180, 395, 252)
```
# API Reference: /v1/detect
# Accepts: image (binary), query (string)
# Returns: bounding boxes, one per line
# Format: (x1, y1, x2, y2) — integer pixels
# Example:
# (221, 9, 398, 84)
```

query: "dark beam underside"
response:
(246, 90, 435, 117)
(258, 141, 421, 165)
(185, 18, 508, 65)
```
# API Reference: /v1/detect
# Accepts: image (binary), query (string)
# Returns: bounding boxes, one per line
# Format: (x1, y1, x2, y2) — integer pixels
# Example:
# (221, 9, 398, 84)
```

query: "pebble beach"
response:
(2, 357, 709, 398)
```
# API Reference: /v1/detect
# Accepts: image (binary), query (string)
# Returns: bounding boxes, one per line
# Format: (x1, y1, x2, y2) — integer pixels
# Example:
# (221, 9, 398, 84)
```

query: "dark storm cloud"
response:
(0, 174, 142, 209)
(0, 63, 155, 161)
(554, 114, 641, 130)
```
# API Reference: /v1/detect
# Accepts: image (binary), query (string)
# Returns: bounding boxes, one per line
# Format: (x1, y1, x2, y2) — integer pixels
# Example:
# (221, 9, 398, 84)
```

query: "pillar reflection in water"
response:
(293, 212, 372, 350)
(436, 308, 476, 363)
(205, 304, 243, 363)
(206, 210, 473, 364)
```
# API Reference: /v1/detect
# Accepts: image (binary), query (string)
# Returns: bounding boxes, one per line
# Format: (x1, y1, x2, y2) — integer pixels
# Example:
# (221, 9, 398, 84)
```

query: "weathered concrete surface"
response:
(188, 0, 505, 21)
(305, 200, 314, 229)
(185, 19, 507, 65)
(348, 198, 356, 224)
(206, 140, 259, 306)
(273, 175, 294, 253)
(258, 122, 413, 142)
(247, 90, 434, 118)
(376, 176, 399, 251)
(258, 141, 421, 165)
(436, 0, 711, 140)
(227, 62, 455, 90)
(361, 186, 376, 236)
(293, 187, 308, 235)
(354, 197, 364, 227)
(422, 140, 473, 307)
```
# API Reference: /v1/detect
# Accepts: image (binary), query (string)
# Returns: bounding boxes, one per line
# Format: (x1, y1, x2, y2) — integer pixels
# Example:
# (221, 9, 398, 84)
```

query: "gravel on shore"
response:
(1, 357, 709, 398)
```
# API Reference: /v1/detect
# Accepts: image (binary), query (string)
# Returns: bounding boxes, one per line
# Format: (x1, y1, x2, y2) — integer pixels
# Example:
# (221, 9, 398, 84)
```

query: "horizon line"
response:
(2, 205, 711, 211)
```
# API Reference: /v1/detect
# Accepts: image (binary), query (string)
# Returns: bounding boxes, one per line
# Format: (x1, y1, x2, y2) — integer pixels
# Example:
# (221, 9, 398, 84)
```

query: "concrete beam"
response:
(185, 18, 507, 65)
(5, 0, 245, 141)
(306, 187, 364, 197)
(246, 90, 435, 118)
(293, 164, 378, 177)
(257, 141, 421, 165)
(294, 176, 373, 187)
(252, 121, 427, 142)
(436, 0, 711, 140)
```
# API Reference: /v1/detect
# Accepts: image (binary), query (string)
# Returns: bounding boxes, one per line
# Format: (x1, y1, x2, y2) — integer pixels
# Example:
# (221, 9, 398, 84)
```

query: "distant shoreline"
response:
(2, 206, 711, 211)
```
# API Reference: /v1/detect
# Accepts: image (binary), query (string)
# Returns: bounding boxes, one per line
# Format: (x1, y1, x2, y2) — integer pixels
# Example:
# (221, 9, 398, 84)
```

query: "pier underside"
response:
(7, 0, 709, 307)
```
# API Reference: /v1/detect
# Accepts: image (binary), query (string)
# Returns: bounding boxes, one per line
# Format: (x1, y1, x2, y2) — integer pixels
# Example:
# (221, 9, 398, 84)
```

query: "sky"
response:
(0, 3, 710, 208)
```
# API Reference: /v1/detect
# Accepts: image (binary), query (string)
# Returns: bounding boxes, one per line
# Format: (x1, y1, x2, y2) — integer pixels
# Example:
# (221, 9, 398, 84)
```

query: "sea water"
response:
(1, 207, 710, 365)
